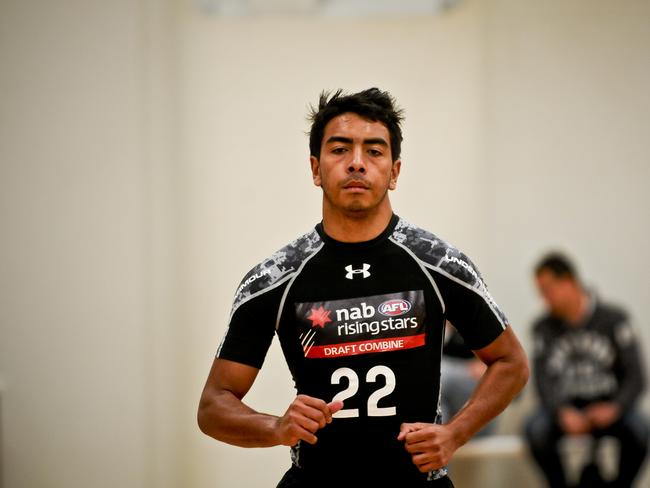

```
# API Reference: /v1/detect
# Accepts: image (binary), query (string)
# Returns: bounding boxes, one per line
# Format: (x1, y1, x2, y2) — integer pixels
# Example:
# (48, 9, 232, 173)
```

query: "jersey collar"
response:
(315, 213, 400, 251)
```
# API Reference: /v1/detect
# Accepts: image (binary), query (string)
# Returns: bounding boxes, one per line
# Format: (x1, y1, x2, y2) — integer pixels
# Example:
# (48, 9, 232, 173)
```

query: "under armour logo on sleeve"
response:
(345, 264, 371, 279)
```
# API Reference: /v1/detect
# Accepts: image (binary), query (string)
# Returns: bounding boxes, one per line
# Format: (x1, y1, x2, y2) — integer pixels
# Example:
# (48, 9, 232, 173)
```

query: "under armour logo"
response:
(345, 264, 371, 279)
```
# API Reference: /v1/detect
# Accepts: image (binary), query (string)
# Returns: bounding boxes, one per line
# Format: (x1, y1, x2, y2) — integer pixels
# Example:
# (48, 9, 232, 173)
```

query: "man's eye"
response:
(332, 147, 347, 154)
(369, 149, 382, 157)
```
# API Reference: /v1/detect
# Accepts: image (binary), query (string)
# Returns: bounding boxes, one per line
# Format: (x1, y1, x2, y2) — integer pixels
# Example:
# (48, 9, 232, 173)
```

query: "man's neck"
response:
(321, 202, 394, 243)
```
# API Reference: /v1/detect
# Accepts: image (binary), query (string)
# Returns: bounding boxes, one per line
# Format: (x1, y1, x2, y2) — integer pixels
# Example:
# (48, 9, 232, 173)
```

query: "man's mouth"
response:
(343, 180, 370, 190)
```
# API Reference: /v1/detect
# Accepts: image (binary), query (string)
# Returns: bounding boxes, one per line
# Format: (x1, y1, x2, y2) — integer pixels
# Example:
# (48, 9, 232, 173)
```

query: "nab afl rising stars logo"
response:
(296, 291, 426, 359)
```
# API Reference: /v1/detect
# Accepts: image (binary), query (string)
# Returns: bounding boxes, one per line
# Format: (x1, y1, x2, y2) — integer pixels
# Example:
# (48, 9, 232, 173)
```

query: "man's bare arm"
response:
(398, 327, 529, 472)
(197, 358, 342, 447)
(446, 326, 529, 442)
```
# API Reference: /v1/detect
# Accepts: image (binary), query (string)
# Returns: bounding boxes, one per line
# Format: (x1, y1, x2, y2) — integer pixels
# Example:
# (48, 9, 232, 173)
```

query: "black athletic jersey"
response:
(217, 214, 508, 483)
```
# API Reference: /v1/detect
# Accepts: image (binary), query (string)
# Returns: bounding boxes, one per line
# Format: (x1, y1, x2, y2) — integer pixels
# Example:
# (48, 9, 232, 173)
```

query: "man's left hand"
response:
(397, 422, 460, 472)
(584, 402, 620, 429)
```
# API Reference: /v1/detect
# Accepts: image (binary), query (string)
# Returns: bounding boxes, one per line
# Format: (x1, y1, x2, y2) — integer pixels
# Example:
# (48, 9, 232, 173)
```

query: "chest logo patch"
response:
(345, 263, 371, 279)
(295, 290, 426, 359)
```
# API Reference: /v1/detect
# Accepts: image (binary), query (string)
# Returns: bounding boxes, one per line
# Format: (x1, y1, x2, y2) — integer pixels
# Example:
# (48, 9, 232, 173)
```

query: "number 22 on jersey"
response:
(331, 365, 396, 418)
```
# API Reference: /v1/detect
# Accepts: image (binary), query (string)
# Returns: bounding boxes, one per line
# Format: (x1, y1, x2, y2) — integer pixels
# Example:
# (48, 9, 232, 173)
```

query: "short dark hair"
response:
(308, 88, 404, 162)
(534, 252, 578, 280)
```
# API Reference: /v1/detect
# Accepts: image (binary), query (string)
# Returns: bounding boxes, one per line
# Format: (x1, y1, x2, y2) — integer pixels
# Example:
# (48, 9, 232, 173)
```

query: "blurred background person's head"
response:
(534, 253, 586, 323)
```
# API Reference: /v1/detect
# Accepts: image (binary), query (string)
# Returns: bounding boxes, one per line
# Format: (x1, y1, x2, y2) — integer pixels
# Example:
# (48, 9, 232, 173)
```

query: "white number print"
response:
(330, 368, 359, 418)
(366, 365, 397, 416)
(331, 365, 396, 418)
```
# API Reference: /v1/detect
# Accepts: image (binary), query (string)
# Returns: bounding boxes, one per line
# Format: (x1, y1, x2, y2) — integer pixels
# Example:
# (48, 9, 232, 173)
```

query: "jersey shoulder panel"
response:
(391, 217, 480, 286)
(390, 217, 508, 329)
(230, 228, 324, 316)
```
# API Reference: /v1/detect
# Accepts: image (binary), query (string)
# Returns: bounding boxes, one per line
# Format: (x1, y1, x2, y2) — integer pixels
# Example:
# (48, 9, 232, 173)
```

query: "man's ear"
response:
(310, 155, 322, 187)
(389, 159, 401, 190)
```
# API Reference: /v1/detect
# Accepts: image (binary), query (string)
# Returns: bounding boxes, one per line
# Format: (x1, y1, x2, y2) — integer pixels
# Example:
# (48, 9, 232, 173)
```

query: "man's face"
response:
(535, 269, 577, 318)
(310, 112, 400, 214)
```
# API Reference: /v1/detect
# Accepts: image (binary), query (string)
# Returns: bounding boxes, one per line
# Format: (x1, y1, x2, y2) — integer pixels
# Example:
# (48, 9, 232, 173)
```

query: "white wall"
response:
(471, 1, 650, 485)
(0, 1, 179, 487)
(483, 0, 650, 406)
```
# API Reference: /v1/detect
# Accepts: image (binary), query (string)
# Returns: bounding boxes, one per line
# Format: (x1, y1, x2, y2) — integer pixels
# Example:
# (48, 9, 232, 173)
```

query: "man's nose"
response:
(347, 147, 366, 174)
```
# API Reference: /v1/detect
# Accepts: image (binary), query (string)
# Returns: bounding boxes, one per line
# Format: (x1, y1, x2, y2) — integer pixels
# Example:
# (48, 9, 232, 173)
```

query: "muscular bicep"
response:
(472, 326, 527, 368)
(201, 357, 261, 403)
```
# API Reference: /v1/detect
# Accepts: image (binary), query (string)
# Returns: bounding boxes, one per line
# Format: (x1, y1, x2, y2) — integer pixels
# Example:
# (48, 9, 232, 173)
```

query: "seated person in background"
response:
(525, 252, 649, 488)
(441, 322, 496, 436)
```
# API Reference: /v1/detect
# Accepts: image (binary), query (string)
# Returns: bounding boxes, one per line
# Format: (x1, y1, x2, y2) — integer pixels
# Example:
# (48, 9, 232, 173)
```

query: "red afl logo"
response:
(378, 299, 412, 316)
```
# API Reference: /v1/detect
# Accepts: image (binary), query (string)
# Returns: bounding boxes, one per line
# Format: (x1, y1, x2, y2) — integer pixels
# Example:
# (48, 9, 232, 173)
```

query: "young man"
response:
(198, 88, 529, 487)
(525, 253, 649, 488)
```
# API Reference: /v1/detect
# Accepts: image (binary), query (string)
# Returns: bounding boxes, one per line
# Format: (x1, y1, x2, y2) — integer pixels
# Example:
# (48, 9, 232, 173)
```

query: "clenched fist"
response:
(275, 395, 343, 446)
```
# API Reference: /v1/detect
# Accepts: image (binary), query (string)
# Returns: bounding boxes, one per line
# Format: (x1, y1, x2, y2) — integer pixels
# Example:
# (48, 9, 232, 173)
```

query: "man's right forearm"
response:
(197, 389, 281, 448)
